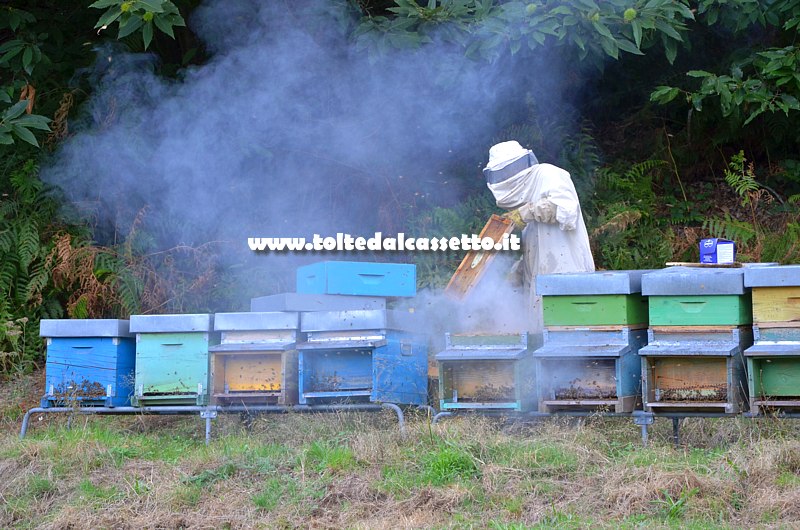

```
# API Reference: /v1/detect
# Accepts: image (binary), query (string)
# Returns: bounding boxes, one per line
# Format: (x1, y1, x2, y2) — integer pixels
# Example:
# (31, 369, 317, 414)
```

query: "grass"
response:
(5, 376, 800, 527)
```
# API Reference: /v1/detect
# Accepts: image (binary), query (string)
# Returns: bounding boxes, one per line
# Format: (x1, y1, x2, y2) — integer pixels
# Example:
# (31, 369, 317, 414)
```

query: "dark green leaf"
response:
(90, 0, 122, 8)
(134, 0, 166, 13)
(118, 16, 144, 39)
(95, 7, 123, 29)
(22, 47, 33, 75)
(631, 19, 642, 48)
(616, 38, 643, 55)
(11, 125, 38, 147)
(153, 13, 175, 38)
(142, 21, 153, 49)
(13, 115, 50, 131)
(3, 100, 29, 120)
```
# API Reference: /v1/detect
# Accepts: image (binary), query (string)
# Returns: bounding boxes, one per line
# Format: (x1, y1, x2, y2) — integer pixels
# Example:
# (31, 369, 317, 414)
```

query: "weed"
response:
(184, 462, 238, 487)
(652, 487, 699, 520)
(304, 440, 357, 473)
(421, 444, 479, 485)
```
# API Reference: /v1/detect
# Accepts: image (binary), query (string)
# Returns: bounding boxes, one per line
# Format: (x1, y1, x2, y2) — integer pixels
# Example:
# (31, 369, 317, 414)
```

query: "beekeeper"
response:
(484, 140, 595, 332)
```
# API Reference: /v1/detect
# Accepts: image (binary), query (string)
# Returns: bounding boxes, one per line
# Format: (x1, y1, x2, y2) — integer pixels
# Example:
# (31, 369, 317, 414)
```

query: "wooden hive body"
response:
(296, 310, 428, 406)
(534, 270, 651, 413)
(130, 314, 217, 406)
(436, 333, 536, 412)
(40, 320, 135, 408)
(744, 265, 800, 413)
(211, 312, 300, 405)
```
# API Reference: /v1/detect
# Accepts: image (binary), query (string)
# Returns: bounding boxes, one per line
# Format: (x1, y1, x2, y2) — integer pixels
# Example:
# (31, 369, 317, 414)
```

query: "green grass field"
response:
(3, 372, 800, 529)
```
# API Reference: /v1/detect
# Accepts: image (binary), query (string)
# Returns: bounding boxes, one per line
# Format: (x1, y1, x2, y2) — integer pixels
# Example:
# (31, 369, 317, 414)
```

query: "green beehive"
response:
(538, 270, 651, 327)
(644, 267, 752, 327)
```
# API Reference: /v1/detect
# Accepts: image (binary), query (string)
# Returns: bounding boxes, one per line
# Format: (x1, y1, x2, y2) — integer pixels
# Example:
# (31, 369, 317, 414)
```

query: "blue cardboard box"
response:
(296, 261, 416, 297)
(700, 238, 736, 264)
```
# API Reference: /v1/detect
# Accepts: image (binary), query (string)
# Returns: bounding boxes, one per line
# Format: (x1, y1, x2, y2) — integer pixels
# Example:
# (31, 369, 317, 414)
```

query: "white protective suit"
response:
(485, 141, 595, 332)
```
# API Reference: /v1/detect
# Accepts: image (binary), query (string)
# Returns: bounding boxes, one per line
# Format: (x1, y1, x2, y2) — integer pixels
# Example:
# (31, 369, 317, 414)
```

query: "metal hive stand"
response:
(19, 402, 419, 445)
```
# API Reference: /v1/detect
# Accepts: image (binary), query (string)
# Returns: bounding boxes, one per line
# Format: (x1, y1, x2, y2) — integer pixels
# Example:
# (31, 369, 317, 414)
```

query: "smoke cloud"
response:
(42, 0, 569, 316)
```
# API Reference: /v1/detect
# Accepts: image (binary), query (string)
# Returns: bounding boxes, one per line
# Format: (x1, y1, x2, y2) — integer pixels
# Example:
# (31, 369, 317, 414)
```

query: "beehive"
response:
(296, 261, 416, 297)
(40, 320, 135, 408)
(744, 265, 800, 414)
(296, 310, 428, 406)
(130, 314, 216, 406)
(210, 312, 300, 405)
(535, 270, 650, 413)
(250, 292, 386, 312)
(436, 333, 536, 412)
(640, 267, 752, 413)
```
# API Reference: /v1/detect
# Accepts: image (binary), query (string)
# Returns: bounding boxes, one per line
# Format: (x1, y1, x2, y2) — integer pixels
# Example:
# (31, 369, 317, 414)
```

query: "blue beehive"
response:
(534, 270, 650, 413)
(296, 310, 427, 405)
(40, 319, 135, 408)
(640, 267, 753, 413)
(130, 314, 216, 406)
(296, 261, 416, 297)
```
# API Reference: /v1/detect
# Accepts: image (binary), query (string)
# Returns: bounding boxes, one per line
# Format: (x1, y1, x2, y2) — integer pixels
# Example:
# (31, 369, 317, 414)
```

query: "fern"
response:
(703, 215, 757, 247)
(724, 150, 760, 201)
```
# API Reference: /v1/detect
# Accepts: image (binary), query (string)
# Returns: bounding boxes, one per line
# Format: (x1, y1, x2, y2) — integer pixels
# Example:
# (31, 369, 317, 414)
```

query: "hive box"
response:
(296, 310, 428, 406)
(535, 270, 651, 413)
(640, 267, 753, 413)
(643, 267, 751, 326)
(537, 270, 650, 327)
(436, 333, 537, 412)
(744, 265, 800, 414)
(251, 293, 386, 312)
(699, 238, 736, 264)
(296, 261, 416, 297)
(130, 314, 217, 406)
(210, 312, 300, 405)
(40, 319, 135, 408)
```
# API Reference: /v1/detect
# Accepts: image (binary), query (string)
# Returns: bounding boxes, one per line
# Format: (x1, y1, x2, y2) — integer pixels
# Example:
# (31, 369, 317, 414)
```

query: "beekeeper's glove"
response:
(502, 208, 526, 229)
(532, 198, 557, 223)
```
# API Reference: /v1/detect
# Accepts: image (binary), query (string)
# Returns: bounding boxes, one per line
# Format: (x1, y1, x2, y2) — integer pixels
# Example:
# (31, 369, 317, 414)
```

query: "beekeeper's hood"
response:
(483, 141, 538, 184)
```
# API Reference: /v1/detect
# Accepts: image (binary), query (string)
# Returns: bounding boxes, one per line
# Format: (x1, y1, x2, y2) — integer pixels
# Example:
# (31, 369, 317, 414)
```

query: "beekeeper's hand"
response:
(502, 208, 526, 229)
(528, 198, 557, 223)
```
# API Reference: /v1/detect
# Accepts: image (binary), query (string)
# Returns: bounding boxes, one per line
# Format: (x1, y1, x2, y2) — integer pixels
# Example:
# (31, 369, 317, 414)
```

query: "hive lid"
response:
(209, 341, 295, 352)
(533, 343, 630, 358)
(436, 347, 529, 361)
(638, 341, 743, 357)
(297, 339, 388, 350)
(129, 314, 213, 333)
(744, 265, 800, 287)
(641, 267, 746, 295)
(39, 319, 132, 338)
(250, 293, 386, 312)
(300, 309, 419, 333)
(214, 311, 298, 331)
(536, 270, 653, 295)
(745, 343, 800, 356)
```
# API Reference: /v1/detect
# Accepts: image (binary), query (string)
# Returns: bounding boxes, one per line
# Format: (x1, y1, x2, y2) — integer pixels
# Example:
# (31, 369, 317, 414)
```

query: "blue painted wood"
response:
(297, 331, 427, 406)
(745, 265, 800, 287)
(642, 267, 746, 296)
(296, 261, 416, 297)
(533, 328, 646, 413)
(536, 270, 652, 296)
(42, 335, 136, 408)
(251, 293, 386, 312)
